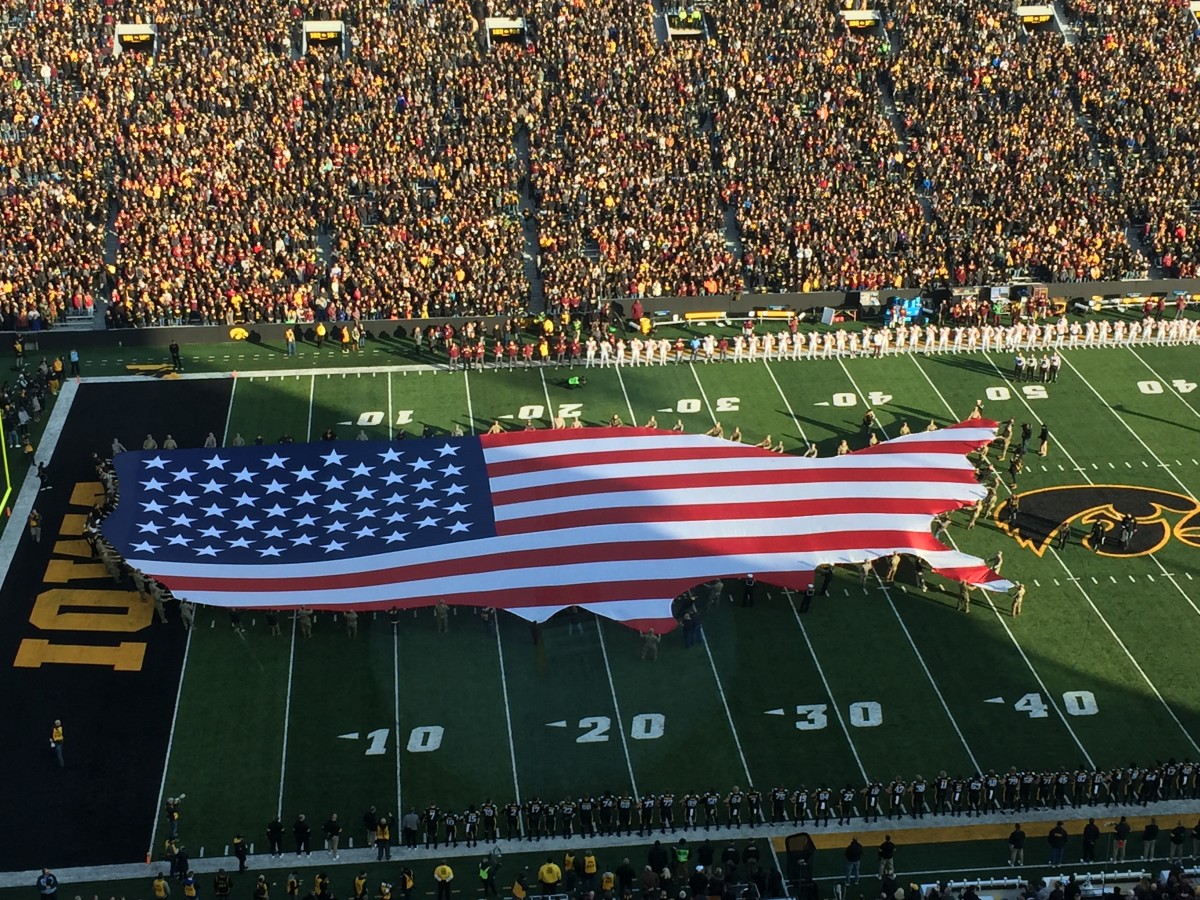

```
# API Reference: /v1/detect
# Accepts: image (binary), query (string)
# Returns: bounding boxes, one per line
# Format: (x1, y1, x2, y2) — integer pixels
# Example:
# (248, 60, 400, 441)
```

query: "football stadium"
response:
(2, 0, 1200, 899)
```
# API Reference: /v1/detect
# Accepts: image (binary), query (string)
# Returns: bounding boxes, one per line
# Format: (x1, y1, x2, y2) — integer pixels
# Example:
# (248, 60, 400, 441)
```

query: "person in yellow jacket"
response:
(254, 876, 269, 900)
(315, 321, 327, 349)
(152, 874, 171, 899)
(285, 874, 300, 898)
(375, 818, 391, 861)
(353, 873, 368, 900)
(182, 872, 197, 899)
(537, 858, 562, 894)
(433, 862, 454, 900)
(581, 851, 597, 892)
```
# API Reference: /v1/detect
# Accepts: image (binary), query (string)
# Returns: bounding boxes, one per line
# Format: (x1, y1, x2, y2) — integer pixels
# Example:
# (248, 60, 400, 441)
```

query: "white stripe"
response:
(127, 512, 979, 581)
(495, 481, 985, 520)
(502, 599, 676, 623)
(483, 433, 715, 462)
(151, 546, 999, 607)
(489, 453, 979, 492)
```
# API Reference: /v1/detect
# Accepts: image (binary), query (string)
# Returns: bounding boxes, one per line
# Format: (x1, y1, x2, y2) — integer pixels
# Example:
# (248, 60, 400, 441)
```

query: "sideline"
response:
(5, 800, 1199, 889)
(0, 378, 78, 574)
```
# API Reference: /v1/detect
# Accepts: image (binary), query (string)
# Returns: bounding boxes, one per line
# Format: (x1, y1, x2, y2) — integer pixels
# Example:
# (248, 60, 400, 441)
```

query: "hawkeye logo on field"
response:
(996, 484, 1200, 558)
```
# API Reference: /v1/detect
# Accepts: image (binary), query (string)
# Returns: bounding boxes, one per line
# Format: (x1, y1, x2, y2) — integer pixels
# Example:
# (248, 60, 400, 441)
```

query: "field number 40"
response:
(1014, 691, 1098, 718)
(1138, 380, 1196, 395)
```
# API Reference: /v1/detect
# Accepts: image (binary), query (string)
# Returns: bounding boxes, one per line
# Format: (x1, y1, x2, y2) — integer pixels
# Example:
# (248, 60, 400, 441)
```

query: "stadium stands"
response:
(1, 0, 1198, 329)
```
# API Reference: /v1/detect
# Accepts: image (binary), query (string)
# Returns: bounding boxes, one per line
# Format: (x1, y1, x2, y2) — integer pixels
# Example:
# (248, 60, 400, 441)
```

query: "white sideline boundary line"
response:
(0, 377, 76, 567)
(979, 353, 1200, 755)
(595, 620, 640, 796)
(836, 357, 982, 773)
(906, 354, 1095, 768)
(147, 625, 193, 861)
(149, 373, 237, 857)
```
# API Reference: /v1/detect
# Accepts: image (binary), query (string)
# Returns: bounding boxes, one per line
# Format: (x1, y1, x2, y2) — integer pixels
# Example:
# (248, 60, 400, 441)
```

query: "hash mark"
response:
(1110, 576, 1118, 583)
(1125, 462, 1132, 468)
(1058, 465, 1065, 471)
(1091, 576, 1099, 584)
(1033, 579, 1040, 587)
(1108, 462, 1116, 469)
(1091, 463, 1099, 470)
(1188, 573, 1195, 581)
(1146, 574, 1155, 582)
(1053, 579, 1061, 586)
(1128, 575, 1136, 583)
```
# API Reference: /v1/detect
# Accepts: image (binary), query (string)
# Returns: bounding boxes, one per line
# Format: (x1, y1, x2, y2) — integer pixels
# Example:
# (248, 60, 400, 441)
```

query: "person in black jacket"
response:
(1082, 819, 1100, 862)
(294, 814, 311, 857)
(267, 819, 284, 858)
(844, 838, 863, 885)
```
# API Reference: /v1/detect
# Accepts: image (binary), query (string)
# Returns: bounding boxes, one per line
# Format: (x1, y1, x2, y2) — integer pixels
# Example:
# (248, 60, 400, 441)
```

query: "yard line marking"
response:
(463, 370, 476, 435)
(763, 360, 810, 445)
(387, 370, 393, 440)
(305, 374, 316, 442)
(842, 357, 979, 771)
(614, 364, 638, 426)
(701, 631, 755, 785)
(1127, 347, 1200, 421)
(493, 616, 523, 807)
(147, 624, 194, 862)
(905, 354, 1095, 767)
(538, 368, 561, 428)
(689, 365, 718, 422)
(221, 375, 238, 447)
(783, 589, 869, 782)
(393, 624, 403, 822)
(595, 622, 639, 795)
(278, 612, 298, 818)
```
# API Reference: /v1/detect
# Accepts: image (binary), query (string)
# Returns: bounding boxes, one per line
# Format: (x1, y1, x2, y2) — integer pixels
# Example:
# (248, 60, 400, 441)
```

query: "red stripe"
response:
(492, 466, 975, 507)
(159, 558, 1002, 616)
(497, 496, 964, 533)
(153, 529, 953, 596)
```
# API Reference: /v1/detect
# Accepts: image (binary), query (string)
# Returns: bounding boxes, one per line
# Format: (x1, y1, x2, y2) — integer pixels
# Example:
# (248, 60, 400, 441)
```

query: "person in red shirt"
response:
(521, 343, 534, 367)
(570, 338, 581, 364)
(493, 340, 504, 367)
(448, 342, 460, 370)
(474, 342, 485, 369)
(555, 334, 567, 366)
(506, 341, 519, 369)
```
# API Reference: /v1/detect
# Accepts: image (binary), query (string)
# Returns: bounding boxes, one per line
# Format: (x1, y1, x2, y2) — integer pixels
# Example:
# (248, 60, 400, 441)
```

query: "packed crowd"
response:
(2, 0, 1198, 329)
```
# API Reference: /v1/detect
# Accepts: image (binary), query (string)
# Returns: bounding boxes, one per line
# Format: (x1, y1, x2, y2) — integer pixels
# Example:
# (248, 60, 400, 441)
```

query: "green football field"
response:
(138, 334, 1200, 861)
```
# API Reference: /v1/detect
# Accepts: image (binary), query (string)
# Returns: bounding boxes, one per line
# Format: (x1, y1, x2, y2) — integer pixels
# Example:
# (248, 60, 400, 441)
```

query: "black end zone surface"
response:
(0, 378, 232, 871)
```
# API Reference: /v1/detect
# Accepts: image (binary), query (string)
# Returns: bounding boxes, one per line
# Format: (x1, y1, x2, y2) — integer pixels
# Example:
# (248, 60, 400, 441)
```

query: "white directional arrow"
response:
(338, 731, 361, 740)
(337, 421, 353, 426)
(984, 697, 1005, 705)
(657, 408, 673, 413)
(764, 708, 786, 716)
(814, 402, 830, 407)
(499, 414, 514, 420)
(546, 720, 568, 728)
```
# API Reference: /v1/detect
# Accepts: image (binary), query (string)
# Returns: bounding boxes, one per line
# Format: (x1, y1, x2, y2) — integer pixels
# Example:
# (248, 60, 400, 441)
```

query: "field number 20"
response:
(577, 714, 665, 742)
(1014, 691, 1098, 718)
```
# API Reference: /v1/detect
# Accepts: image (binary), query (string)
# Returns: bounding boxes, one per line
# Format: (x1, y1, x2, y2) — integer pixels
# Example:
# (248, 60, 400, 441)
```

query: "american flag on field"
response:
(101, 421, 1010, 632)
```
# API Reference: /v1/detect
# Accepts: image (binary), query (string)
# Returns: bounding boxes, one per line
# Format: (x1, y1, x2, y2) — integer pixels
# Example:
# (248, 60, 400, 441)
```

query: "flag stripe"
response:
(490, 460, 975, 499)
(496, 498, 971, 534)
(105, 421, 1008, 629)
